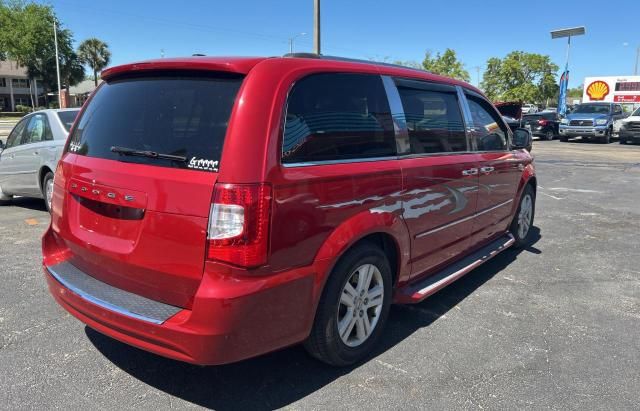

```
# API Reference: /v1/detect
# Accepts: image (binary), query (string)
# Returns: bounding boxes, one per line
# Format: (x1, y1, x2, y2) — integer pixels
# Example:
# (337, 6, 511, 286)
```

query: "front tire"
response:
(510, 184, 535, 248)
(42, 172, 54, 213)
(304, 242, 392, 366)
(601, 128, 611, 144)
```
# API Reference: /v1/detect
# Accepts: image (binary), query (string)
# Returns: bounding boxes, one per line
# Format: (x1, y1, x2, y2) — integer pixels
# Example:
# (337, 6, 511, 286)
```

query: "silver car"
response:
(0, 109, 80, 211)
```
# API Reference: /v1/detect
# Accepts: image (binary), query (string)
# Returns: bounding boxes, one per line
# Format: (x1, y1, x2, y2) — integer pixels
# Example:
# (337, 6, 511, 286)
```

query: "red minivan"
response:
(42, 54, 536, 366)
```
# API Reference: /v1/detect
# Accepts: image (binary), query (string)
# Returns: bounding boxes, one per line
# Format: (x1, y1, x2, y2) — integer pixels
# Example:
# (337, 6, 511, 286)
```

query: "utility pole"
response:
(635, 46, 639, 75)
(288, 33, 306, 54)
(53, 20, 62, 108)
(313, 0, 321, 55)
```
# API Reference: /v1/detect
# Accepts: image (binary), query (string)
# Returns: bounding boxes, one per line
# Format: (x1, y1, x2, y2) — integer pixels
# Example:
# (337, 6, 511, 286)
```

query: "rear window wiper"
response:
(110, 146, 187, 163)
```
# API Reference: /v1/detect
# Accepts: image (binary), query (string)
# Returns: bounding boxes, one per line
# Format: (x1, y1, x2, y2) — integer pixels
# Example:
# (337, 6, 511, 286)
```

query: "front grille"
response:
(627, 122, 640, 131)
(569, 120, 594, 127)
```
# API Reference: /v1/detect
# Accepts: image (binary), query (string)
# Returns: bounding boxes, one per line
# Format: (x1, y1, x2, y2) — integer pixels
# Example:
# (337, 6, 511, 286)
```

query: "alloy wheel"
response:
(45, 178, 54, 211)
(518, 194, 533, 239)
(337, 263, 384, 347)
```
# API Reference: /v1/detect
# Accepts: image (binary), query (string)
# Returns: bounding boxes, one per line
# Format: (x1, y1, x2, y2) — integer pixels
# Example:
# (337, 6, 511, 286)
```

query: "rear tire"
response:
(510, 184, 535, 248)
(42, 172, 54, 213)
(304, 242, 392, 366)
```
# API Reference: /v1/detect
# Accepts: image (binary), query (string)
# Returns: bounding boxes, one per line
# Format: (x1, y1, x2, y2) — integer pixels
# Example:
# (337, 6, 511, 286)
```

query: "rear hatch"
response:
(54, 71, 244, 308)
(522, 114, 543, 129)
(494, 101, 522, 119)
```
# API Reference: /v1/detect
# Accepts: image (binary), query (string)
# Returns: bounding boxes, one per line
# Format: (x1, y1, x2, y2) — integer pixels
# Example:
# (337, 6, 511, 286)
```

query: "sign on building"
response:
(583, 76, 640, 103)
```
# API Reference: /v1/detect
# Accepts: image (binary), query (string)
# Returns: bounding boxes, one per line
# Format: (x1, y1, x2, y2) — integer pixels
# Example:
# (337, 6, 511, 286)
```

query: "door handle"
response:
(480, 166, 495, 174)
(462, 168, 478, 176)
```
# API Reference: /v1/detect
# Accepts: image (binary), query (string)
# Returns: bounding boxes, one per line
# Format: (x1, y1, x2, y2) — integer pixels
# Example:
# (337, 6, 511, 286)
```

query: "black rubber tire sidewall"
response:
(304, 242, 392, 366)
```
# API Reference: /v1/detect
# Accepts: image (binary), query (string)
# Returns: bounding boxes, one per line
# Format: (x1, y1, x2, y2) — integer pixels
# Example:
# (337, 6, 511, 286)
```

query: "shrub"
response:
(15, 105, 32, 113)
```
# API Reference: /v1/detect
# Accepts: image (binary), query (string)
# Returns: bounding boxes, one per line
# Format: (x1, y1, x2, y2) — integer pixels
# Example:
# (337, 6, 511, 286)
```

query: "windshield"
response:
(573, 104, 610, 114)
(633, 108, 640, 116)
(67, 73, 243, 171)
(56, 110, 80, 132)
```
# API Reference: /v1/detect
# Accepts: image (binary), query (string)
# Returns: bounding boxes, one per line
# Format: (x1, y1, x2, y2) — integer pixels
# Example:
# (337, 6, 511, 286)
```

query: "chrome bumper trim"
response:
(46, 262, 182, 324)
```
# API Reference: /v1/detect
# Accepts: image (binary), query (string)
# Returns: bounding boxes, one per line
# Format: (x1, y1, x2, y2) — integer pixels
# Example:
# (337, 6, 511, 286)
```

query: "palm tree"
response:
(77, 38, 111, 87)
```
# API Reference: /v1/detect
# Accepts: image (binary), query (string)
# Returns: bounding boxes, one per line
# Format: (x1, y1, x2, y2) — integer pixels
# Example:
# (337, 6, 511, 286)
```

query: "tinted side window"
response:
(5, 118, 28, 149)
(466, 94, 508, 151)
(23, 114, 53, 144)
(282, 73, 395, 164)
(397, 85, 466, 154)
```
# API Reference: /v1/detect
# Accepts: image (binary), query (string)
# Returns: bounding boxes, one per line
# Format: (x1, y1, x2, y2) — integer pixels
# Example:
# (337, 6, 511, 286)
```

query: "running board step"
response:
(395, 233, 515, 304)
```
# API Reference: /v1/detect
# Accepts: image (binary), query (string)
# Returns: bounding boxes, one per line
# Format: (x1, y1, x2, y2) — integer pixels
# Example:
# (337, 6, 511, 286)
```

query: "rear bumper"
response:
(44, 231, 325, 365)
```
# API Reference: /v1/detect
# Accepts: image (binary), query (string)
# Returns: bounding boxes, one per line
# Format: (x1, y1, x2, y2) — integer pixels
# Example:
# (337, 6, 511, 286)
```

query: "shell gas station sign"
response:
(583, 76, 640, 103)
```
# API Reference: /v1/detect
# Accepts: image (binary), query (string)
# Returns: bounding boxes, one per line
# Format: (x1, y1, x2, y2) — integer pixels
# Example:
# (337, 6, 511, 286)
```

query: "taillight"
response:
(206, 183, 272, 268)
(538, 119, 548, 126)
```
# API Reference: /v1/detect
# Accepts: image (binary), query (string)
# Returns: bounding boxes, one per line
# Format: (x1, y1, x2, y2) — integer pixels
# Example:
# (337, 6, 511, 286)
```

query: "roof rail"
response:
(283, 53, 429, 73)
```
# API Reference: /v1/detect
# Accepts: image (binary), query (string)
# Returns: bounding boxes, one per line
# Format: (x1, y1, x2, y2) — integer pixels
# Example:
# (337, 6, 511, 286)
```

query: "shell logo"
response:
(586, 80, 610, 101)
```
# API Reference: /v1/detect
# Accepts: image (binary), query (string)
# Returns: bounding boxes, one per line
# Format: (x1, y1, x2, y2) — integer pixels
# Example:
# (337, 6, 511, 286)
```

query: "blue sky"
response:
(50, 0, 639, 89)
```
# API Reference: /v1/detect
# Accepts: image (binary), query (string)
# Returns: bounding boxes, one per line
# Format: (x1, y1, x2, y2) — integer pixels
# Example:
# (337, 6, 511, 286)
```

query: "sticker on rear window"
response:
(188, 157, 219, 172)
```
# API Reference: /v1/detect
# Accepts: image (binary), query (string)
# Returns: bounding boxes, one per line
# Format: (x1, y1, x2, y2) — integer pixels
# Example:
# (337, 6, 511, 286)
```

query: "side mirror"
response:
(513, 128, 533, 152)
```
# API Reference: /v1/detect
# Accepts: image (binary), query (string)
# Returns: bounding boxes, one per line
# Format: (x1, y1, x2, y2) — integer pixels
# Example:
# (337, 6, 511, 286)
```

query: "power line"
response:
(51, 0, 372, 57)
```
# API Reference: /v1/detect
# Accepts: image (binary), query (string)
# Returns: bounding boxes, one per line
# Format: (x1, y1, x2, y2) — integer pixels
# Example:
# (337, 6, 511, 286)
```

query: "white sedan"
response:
(0, 108, 80, 211)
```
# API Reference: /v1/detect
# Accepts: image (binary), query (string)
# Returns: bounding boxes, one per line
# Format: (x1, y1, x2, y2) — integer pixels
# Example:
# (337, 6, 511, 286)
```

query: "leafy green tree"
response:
(0, 1, 84, 105)
(77, 38, 111, 86)
(567, 86, 583, 99)
(480, 51, 558, 103)
(28, 28, 85, 94)
(421, 48, 470, 82)
(393, 60, 422, 69)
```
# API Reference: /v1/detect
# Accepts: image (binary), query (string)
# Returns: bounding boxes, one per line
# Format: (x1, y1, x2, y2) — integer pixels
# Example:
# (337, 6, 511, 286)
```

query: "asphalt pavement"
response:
(1, 140, 639, 410)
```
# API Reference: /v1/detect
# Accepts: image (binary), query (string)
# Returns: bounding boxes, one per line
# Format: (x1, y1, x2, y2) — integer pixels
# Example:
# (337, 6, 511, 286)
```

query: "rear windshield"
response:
(573, 104, 610, 114)
(57, 110, 79, 132)
(67, 73, 243, 172)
